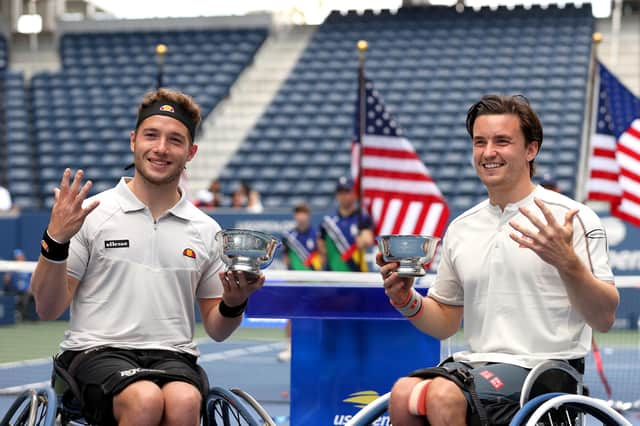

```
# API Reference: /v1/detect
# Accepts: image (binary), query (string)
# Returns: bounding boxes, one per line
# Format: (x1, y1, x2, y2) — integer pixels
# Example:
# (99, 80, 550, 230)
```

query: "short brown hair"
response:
(137, 88, 202, 142)
(293, 203, 311, 214)
(466, 94, 543, 178)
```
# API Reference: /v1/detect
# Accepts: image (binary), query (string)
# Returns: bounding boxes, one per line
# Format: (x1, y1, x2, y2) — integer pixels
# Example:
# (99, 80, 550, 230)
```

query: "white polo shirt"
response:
(62, 178, 225, 356)
(429, 185, 614, 368)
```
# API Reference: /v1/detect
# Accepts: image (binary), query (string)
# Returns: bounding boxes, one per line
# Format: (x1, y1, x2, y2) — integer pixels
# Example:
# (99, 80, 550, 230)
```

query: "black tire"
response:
(510, 393, 632, 426)
(0, 387, 58, 426)
(203, 387, 265, 426)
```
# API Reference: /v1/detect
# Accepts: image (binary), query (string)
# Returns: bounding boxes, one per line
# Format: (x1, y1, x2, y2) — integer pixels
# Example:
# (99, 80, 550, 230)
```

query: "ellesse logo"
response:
(105, 240, 130, 248)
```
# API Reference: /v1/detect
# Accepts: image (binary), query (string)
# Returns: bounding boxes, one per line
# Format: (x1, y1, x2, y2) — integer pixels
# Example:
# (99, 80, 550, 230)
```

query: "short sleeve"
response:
(319, 218, 328, 240)
(196, 239, 226, 299)
(574, 208, 614, 283)
(362, 214, 375, 231)
(427, 230, 464, 306)
(67, 226, 91, 282)
(282, 231, 292, 252)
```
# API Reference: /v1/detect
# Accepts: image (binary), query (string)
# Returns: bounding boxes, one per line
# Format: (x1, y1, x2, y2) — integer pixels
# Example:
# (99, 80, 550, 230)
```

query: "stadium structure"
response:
(0, 0, 637, 213)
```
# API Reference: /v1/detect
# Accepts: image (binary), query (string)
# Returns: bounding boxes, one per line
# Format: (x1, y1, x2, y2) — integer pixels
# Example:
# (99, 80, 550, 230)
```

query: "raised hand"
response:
(48, 169, 100, 242)
(218, 270, 265, 307)
(377, 252, 415, 305)
(509, 197, 579, 269)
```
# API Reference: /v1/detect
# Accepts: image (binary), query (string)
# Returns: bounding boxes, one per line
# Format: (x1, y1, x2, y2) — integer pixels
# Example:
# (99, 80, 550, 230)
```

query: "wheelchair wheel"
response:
(345, 392, 390, 426)
(229, 388, 275, 425)
(203, 387, 274, 426)
(510, 393, 632, 426)
(0, 387, 58, 426)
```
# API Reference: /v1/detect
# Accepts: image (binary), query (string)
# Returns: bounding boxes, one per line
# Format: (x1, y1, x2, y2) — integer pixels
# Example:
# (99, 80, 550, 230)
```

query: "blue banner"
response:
(3, 210, 640, 276)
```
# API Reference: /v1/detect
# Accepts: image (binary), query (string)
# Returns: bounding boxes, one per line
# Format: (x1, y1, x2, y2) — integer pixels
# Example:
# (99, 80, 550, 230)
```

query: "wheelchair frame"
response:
(1, 384, 276, 426)
(345, 360, 630, 426)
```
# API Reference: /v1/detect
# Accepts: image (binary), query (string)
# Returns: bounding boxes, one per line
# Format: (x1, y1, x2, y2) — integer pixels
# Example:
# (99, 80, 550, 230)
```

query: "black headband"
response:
(135, 100, 197, 142)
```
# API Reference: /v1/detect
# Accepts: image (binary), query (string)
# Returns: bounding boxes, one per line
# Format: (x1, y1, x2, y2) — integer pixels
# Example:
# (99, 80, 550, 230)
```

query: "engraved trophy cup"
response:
(377, 235, 441, 277)
(215, 229, 281, 276)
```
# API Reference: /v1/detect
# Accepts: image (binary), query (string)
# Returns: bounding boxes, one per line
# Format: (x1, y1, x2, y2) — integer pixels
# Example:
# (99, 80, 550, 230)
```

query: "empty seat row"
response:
(217, 4, 593, 210)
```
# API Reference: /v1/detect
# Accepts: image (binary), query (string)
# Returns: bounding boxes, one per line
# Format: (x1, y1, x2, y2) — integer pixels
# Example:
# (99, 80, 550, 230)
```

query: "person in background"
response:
(318, 176, 375, 272)
(230, 181, 263, 213)
(194, 179, 225, 209)
(2, 249, 34, 320)
(278, 202, 321, 362)
(241, 181, 263, 213)
(0, 180, 14, 213)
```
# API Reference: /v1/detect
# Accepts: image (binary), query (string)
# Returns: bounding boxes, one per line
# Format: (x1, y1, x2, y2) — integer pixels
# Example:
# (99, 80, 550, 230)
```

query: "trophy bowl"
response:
(215, 229, 281, 276)
(377, 235, 441, 277)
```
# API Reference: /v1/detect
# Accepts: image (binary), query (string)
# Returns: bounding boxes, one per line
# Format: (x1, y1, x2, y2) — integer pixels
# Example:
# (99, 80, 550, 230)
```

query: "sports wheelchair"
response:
(1, 355, 276, 426)
(345, 360, 631, 426)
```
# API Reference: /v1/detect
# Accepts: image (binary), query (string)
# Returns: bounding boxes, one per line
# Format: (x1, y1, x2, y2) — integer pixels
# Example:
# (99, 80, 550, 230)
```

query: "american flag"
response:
(586, 62, 640, 227)
(352, 79, 449, 237)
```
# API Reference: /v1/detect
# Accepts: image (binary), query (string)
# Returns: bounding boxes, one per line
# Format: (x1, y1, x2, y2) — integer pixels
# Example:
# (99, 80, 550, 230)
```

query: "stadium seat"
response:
(20, 28, 267, 208)
(215, 4, 593, 210)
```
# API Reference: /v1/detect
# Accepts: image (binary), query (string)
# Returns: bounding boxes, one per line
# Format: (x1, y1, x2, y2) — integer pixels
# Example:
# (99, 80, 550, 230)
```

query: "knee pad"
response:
(408, 379, 432, 416)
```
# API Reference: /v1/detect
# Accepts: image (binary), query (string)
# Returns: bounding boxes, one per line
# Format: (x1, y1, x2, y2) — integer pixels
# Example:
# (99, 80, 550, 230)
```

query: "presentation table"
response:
(246, 271, 440, 426)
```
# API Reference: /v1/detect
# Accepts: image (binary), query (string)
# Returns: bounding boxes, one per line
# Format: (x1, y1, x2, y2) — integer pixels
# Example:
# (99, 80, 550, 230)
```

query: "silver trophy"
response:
(378, 235, 441, 277)
(215, 229, 281, 276)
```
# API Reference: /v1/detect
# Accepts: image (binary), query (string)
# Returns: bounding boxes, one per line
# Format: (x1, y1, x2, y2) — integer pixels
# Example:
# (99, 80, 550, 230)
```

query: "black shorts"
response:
(451, 361, 529, 424)
(410, 360, 582, 425)
(56, 347, 208, 426)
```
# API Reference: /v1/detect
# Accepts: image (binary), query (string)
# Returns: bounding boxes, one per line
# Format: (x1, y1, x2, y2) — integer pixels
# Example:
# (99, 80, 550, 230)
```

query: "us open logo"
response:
(333, 391, 390, 425)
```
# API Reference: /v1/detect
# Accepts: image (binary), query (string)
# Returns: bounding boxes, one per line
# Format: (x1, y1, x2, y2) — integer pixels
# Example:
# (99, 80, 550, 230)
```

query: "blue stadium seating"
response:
(218, 4, 593, 209)
(0, 36, 9, 197)
(26, 28, 267, 208)
(2, 70, 42, 210)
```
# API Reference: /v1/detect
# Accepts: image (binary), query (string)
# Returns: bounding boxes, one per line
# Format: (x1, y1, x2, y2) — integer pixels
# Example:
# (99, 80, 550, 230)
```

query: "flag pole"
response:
(356, 39, 368, 226)
(577, 32, 602, 202)
(156, 43, 168, 89)
(579, 32, 613, 402)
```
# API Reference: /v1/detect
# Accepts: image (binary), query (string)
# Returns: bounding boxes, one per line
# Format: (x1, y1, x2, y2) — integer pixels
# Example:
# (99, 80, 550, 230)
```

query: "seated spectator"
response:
(194, 180, 226, 209)
(0, 181, 13, 213)
(242, 182, 263, 213)
(231, 181, 263, 213)
(2, 249, 35, 320)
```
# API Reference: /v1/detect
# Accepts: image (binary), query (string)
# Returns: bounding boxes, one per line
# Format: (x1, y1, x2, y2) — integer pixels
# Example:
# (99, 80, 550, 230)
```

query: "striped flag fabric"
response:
(352, 79, 449, 237)
(586, 62, 640, 227)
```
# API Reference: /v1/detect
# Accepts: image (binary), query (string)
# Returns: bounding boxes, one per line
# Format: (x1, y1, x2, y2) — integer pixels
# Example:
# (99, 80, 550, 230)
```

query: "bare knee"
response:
(389, 377, 425, 426)
(162, 382, 202, 426)
(114, 381, 164, 426)
(426, 378, 467, 426)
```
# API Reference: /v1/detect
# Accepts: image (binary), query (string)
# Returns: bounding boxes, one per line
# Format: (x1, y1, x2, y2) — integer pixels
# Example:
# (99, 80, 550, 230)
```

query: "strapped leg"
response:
(407, 379, 432, 416)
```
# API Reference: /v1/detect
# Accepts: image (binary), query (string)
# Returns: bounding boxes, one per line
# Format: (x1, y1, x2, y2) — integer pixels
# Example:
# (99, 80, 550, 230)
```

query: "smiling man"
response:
(30, 89, 265, 426)
(378, 95, 619, 425)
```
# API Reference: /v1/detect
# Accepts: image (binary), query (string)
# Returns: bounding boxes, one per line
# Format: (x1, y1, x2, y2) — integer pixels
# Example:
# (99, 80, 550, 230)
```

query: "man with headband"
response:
(31, 88, 264, 426)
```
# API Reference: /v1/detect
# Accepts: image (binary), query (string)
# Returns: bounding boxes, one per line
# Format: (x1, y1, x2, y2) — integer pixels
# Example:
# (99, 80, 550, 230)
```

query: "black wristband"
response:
(218, 299, 247, 318)
(41, 229, 70, 262)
